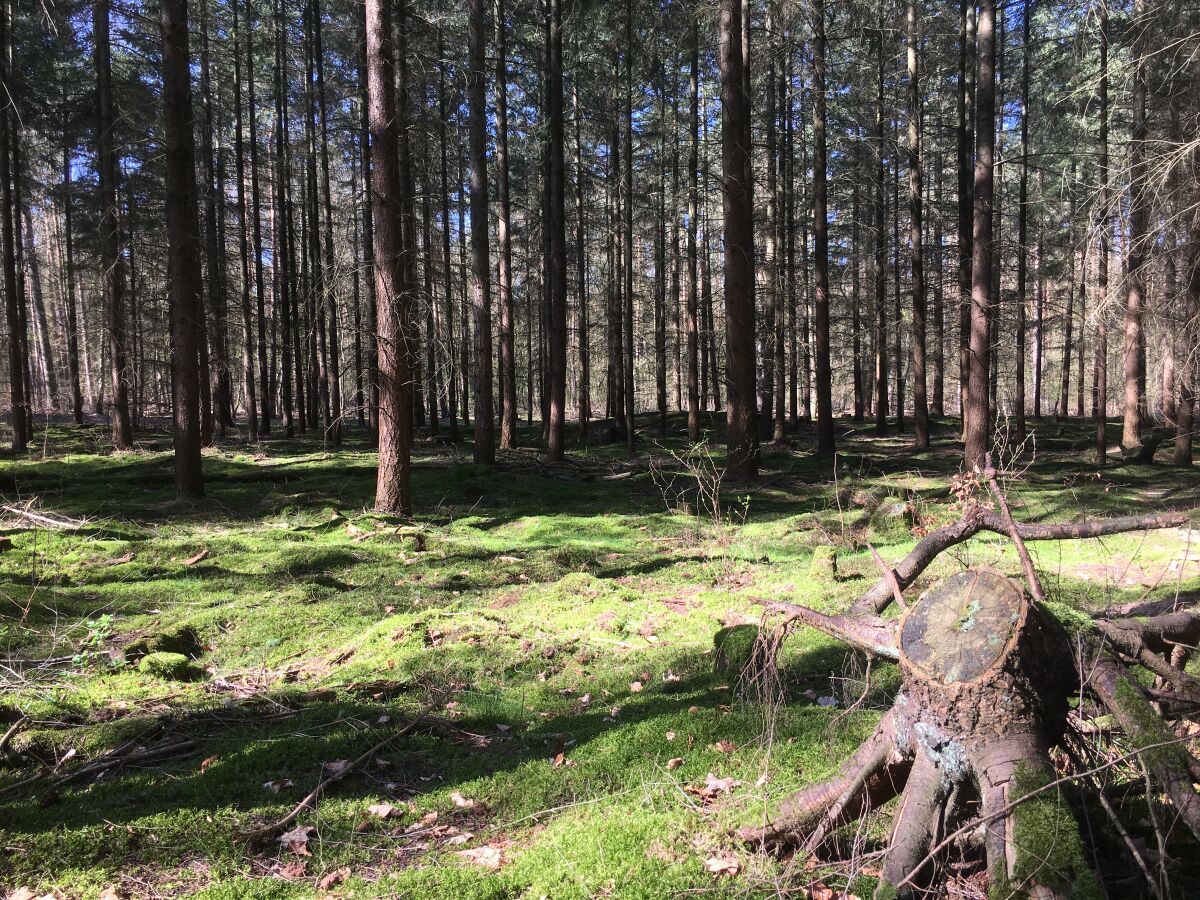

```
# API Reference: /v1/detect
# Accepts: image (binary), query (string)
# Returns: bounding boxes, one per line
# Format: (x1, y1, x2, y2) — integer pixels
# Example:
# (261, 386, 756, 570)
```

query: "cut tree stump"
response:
(743, 494, 1200, 900)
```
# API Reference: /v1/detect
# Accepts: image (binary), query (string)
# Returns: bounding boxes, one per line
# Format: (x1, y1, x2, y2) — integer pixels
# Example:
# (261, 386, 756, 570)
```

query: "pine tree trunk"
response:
(908, 0, 928, 450)
(160, 0, 205, 499)
(957, 0, 974, 430)
(718, 0, 758, 479)
(495, 0, 517, 449)
(61, 135, 84, 425)
(546, 0, 568, 459)
(93, 0, 132, 450)
(247, 0, 271, 435)
(873, 3, 889, 435)
(366, 0, 412, 514)
(1121, 0, 1148, 452)
(232, 0, 259, 441)
(965, 0, 996, 470)
(812, 0, 834, 455)
(314, 0, 341, 443)
(1095, 4, 1109, 464)
(467, 0, 495, 465)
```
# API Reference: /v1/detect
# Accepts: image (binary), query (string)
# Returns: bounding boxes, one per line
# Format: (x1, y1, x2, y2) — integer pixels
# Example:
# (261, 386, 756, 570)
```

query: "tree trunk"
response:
(161, 0, 205, 499)
(314, 0, 341, 444)
(965, 0, 996, 470)
(367, 0, 412, 514)
(957, 0, 974, 430)
(1121, 0, 1148, 452)
(907, 0, 928, 450)
(1095, 5, 1109, 464)
(61, 135, 84, 425)
(232, 0, 259, 441)
(574, 76, 590, 443)
(248, 0, 270, 436)
(495, 0, 517, 450)
(685, 18, 699, 443)
(622, 0, 636, 458)
(467, 0, 495, 465)
(718, 0, 758, 479)
(1013, 0, 1032, 443)
(812, 0, 834, 455)
(93, 0, 132, 450)
(437, 32, 458, 442)
(873, 3, 888, 435)
(546, 0, 567, 459)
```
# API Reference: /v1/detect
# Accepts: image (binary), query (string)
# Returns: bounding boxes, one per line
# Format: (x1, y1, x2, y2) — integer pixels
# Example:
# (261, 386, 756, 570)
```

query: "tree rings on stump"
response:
(900, 569, 1026, 685)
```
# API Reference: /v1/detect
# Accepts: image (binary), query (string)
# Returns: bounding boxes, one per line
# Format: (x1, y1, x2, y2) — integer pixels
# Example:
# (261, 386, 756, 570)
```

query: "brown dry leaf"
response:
(5, 890, 36, 900)
(199, 755, 218, 772)
(712, 739, 737, 753)
(367, 803, 401, 819)
(451, 791, 482, 811)
(704, 855, 740, 876)
(262, 778, 294, 793)
(317, 867, 351, 890)
(183, 549, 210, 566)
(105, 552, 135, 566)
(666, 757, 685, 771)
(276, 860, 307, 879)
(279, 824, 315, 856)
(551, 752, 567, 768)
(447, 832, 474, 846)
(704, 773, 741, 794)
(455, 845, 506, 869)
(98, 888, 123, 900)
(322, 759, 352, 777)
(629, 680, 644, 693)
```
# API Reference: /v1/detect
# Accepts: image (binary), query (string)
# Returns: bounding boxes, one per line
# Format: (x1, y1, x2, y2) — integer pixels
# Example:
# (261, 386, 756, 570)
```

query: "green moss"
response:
(808, 545, 838, 581)
(1007, 763, 1103, 900)
(1037, 601, 1095, 640)
(137, 651, 205, 681)
(1113, 673, 1191, 772)
(124, 624, 203, 660)
(713, 624, 759, 680)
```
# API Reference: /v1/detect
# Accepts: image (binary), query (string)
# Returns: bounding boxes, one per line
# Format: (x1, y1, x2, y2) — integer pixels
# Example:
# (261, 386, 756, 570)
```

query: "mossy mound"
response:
(137, 652, 205, 681)
(124, 625, 203, 661)
(713, 624, 760, 680)
(808, 545, 838, 581)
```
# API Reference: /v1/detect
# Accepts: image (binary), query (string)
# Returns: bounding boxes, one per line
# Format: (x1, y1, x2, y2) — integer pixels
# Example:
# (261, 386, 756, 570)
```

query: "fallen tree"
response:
(742, 458, 1199, 899)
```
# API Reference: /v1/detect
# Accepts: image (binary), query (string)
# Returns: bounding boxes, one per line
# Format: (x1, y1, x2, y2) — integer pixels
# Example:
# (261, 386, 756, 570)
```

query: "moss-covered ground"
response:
(2, 414, 1198, 899)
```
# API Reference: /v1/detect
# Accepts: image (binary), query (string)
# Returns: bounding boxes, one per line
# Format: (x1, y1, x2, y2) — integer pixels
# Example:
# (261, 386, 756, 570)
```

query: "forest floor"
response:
(2, 414, 1200, 899)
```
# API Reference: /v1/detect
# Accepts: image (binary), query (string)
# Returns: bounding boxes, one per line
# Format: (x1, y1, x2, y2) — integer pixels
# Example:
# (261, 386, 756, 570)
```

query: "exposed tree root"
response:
(746, 490, 1199, 898)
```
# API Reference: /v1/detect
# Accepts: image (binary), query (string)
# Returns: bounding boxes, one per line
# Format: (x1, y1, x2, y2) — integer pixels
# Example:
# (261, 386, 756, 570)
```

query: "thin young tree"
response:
(964, 0, 996, 470)
(718, 0, 758, 479)
(907, 0, 929, 450)
(160, 0, 205, 499)
(1014, 0, 1033, 443)
(811, 0, 834, 455)
(495, 0, 517, 449)
(467, 0, 495, 465)
(1121, 0, 1148, 451)
(94, 0, 132, 450)
(546, 0, 568, 460)
(367, 0, 412, 514)
(685, 9, 700, 443)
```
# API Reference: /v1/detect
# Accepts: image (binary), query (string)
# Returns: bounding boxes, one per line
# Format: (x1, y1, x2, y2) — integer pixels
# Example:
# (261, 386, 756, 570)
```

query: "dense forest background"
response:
(1, 0, 1198, 493)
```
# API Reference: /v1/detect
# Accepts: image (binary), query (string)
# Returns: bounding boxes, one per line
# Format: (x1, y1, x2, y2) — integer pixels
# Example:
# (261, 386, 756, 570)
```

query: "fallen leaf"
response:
(262, 778, 294, 793)
(276, 860, 307, 879)
(665, 730, 676, 741)
(104, 552, 134, 566)
(551, 752, 567, 768)
(368, 803, 401, 819)
(279, 824, 315, 856)
(704, 773, 741, 794)
(629, 680, 643, 693)
(199, 755, 218, 772)
(447, 832, 474, 846)
(5, 889, 36, 900)
(704, 855, 740, 876)
(322, 759, 352, 777)
(456, 845, 506, 869)
(317, 867, 351, 890)
(712, 740, 737, 753)
(183, 549, 210, 566)
(451, 791, 482, 811)
(98, 889, 123, 900)
(666, 757, 685, 770)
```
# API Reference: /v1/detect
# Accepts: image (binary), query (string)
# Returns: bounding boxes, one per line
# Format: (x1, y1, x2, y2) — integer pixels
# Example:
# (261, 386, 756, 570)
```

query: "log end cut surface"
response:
(901, 569, 1026, 685)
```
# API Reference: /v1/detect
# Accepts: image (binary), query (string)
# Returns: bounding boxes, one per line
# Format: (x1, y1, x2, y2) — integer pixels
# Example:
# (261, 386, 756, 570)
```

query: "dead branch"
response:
(761, 601, 899, 660)
(235, 710, 430, 844)
(850, 509, 1188, 615)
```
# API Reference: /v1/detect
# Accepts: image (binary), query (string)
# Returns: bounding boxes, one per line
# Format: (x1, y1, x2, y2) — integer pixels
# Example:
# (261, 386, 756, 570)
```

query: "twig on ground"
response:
(235, 709, 432, 844)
